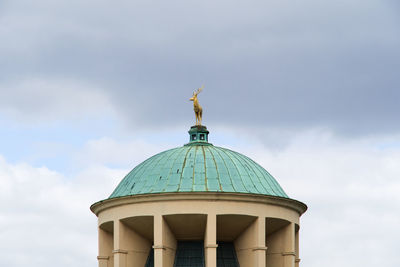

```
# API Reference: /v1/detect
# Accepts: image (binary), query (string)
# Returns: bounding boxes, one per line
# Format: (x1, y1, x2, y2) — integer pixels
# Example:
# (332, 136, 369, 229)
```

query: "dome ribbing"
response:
(109, 128, 288, 199)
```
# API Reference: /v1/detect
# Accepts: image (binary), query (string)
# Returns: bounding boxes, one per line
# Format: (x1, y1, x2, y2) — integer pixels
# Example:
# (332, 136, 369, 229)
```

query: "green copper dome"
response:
(109, 126, 288, 199)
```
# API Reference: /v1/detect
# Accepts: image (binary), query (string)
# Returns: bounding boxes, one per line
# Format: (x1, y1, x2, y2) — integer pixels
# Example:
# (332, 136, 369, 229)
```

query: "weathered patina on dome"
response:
(109, 127, 288, 199)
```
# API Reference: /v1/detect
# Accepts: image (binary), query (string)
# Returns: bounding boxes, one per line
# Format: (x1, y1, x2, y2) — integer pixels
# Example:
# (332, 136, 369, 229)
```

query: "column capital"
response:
(97, 256, 110, 260)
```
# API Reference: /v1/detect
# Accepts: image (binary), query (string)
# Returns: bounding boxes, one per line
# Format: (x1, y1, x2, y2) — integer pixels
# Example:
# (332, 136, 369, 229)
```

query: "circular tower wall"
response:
(91, 126, 307, 267)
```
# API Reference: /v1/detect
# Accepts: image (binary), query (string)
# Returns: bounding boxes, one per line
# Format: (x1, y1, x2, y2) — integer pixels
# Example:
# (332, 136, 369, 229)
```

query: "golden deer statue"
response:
(190, 85, 204, 126)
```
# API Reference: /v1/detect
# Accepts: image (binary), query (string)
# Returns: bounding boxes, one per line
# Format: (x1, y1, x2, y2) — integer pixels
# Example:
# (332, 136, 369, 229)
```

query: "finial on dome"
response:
(186, 125, 211, 146)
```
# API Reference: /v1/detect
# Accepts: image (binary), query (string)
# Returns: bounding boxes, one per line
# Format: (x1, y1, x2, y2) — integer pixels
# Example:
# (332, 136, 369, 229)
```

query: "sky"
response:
(0, 0, 399, 266)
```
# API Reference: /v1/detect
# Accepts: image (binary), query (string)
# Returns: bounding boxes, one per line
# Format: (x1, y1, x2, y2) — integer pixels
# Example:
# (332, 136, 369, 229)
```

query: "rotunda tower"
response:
(91, 125, 307, 267)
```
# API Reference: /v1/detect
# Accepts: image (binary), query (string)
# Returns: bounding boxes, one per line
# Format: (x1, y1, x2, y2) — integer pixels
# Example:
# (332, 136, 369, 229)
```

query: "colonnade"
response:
(97, 214, 300, 267)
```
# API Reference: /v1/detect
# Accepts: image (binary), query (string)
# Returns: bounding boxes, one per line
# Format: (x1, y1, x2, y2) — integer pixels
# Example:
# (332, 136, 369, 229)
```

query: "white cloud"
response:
(0, 0, 398, 266)
(231, 130, 400, 267)
(1, 128, 400, 267)
(0, 155, 125, 267)
(75, 137, 173, 168)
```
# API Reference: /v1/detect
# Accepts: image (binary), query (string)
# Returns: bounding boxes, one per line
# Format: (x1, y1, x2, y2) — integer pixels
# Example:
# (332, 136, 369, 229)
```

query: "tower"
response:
(90, 125, 307, 267)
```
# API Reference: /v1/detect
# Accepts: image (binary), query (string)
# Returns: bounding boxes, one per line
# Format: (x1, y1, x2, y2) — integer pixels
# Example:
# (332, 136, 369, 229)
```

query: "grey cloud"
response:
(0, 0, 399, 136)
(0, 78, 113, 122)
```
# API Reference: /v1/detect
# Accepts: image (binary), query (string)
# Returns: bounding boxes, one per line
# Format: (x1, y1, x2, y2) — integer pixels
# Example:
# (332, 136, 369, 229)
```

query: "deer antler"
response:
(196, 85, 204, 95)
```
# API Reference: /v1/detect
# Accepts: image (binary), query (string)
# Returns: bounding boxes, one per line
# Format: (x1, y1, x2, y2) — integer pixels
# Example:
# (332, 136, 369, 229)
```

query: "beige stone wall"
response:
(235, 218, 257, 267)
(266, 222, 296, 267)
(235, 217, 267, 267)
(115, 221, 151, 267)
(92, 193, 306, 267)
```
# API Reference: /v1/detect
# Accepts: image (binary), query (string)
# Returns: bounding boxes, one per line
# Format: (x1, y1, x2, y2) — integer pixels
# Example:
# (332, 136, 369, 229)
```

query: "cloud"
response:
(0, 136, 177, 267)
(75, 136, 174, 168)
(229, 129, 400, 267)
(1, 1, 399, 266)
(0, 0, 399, 136)
(1, 128, 400, 267)
(0, 155, 125, 267)
(0, 78, 113, 123)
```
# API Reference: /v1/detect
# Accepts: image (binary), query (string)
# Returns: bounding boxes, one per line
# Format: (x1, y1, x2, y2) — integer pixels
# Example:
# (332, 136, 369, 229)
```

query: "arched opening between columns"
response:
(160, 214, 207, 267)
(217, 214, 257, 267)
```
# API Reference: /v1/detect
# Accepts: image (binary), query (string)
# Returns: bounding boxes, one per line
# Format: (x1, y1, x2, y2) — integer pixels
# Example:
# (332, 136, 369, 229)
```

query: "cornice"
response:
(90, 192, 307, 216)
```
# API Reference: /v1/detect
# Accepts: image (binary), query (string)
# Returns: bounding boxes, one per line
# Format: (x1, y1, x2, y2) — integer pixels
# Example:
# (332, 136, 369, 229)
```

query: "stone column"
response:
(113, 221, 127, 267)
(282, 223, 295, 267)
(153, 215, 164, 267)
(295, 230, 300, 267)
(98, 226, 113, 267)
(253, 217, 267, 267)
(153, 214, 177, 267)
(204, 213, 217, 267)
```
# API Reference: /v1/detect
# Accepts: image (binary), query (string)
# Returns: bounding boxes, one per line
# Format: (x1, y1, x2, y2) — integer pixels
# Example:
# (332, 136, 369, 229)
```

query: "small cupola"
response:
(186, 125, 211, 145)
